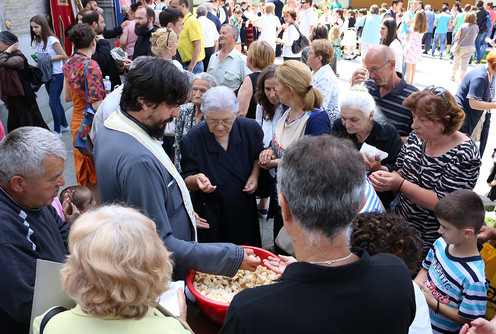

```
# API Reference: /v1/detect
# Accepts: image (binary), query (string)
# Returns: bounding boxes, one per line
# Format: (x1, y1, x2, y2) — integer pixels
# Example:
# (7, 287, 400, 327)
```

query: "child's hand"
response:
(62, 190, 81, 225)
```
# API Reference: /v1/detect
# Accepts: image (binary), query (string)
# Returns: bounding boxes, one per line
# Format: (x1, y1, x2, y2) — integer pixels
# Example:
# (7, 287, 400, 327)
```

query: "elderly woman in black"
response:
(181, 86, 264, 246)
(0, 31, 48, 131)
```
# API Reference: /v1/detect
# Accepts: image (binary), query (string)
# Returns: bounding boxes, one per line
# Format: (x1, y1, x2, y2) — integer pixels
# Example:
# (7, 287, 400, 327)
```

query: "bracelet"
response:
(435, 299, 440, 314)
(398, 178, 405, 192)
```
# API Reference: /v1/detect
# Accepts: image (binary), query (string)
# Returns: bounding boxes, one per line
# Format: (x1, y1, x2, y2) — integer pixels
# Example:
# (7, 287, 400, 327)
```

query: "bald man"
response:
(351, 45, 418, 140)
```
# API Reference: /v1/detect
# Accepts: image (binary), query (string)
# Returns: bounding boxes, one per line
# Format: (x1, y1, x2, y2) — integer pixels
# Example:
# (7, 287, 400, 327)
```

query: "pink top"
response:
(0, 121, 4, 142)
(121, 20, 138, 57)
(51, 197, 65, 221)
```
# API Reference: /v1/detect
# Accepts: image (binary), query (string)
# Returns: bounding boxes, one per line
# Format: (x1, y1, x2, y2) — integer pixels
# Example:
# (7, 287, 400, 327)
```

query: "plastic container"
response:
(104, 76, 111, 94)
(185, 246, 277, 326)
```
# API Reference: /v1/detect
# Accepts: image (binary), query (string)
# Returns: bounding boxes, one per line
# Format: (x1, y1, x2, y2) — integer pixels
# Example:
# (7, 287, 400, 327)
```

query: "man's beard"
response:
(135, 23, 150, 36)
(148, 117, 174, 140)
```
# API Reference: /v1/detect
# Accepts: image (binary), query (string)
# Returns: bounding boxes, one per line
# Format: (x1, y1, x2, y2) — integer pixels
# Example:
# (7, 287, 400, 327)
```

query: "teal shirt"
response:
(435, 13, 451, 34)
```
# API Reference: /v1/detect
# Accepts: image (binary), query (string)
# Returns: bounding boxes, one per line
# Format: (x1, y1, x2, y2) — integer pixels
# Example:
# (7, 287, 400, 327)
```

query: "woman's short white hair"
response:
(192, 72, 218, 89)
(339, 85, 384, 121)
(201, 86, 238, 116)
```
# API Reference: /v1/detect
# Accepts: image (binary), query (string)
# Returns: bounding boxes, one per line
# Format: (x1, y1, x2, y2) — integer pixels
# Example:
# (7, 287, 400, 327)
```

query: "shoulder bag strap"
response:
(292, 23, 302, 36)
(40, 306, 68, 333)
(83, 60, 91, 106)
(456, 26, 471, 46)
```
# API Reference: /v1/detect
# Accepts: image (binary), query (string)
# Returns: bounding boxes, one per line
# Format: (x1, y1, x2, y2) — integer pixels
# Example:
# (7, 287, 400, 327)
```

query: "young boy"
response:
(59, 185, 96, 223)
(414, 189, 487, 334)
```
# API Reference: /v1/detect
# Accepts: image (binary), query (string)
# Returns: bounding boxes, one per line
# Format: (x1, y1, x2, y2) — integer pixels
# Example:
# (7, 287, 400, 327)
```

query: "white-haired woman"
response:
(180, 86, 264, 247)
(332, 86, 403, 209)
(33, 205, 192, 333)
(332, 85, 403, 173)
(174, 72, 217, 171)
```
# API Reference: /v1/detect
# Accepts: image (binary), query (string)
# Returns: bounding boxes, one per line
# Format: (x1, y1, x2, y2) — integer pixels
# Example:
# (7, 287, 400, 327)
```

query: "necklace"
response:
(285, 108, 306, 125)
(310, 252, 353, 265)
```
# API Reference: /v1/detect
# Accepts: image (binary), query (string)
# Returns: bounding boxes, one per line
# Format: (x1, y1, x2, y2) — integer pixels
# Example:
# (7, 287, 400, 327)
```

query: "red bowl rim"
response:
(186, 245, 277, 307)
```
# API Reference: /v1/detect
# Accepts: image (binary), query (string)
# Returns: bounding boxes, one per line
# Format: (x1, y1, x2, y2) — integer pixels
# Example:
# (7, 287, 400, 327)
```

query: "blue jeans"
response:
(183, 60, 204, 74)
(424, 32, 433, 52)
(44, 73, 68, 133)
(431, 33, 447, 57)
(476, 30, 491, 62)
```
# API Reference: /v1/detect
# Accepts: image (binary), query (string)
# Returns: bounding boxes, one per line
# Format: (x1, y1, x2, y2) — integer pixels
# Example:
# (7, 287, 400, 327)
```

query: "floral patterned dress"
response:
(404, 28, 424, 64)
(62, 52, 105, 186)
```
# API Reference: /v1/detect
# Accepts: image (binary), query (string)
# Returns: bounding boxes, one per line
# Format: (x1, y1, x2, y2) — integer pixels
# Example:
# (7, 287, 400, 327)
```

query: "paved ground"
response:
(45, 51, 495, 250)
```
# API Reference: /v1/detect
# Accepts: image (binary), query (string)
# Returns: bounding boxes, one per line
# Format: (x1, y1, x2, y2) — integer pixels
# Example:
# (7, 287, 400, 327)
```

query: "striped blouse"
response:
(394, 131, 481, 260)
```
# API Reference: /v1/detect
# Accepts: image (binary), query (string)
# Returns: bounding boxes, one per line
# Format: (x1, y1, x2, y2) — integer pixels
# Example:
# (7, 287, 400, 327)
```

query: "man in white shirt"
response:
(197, 5, 219, 69)
(298, 0, 317, 38)
(207, 24, 249, 91)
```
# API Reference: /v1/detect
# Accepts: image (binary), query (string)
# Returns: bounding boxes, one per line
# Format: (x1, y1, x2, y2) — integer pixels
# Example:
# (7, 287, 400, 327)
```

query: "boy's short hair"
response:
(435, 189, 484, 232)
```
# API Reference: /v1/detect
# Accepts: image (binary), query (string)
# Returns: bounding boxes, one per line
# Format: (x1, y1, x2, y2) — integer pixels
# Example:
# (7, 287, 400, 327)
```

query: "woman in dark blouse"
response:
(181, 86, 263, 247)
(332, 85, 403, 173)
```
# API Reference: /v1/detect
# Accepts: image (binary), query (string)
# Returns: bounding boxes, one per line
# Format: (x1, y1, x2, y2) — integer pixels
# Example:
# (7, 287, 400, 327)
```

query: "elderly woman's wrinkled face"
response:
(191, 79, 211, 105)
(340, 107, 372, 135)
(206, 109, 235, 139)
(264, 77, 280, 105)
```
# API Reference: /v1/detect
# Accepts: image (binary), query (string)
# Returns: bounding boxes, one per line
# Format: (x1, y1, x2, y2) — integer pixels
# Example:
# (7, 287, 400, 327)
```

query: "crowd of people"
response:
(1, 0, 496, 333)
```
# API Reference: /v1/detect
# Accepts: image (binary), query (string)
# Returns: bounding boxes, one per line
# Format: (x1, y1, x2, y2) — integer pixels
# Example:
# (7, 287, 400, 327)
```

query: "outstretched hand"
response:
(239, 248, 261, 271)
(194, 212, 210, 229)
(263, 255, 296, 275)
(196, 173, 217, 193)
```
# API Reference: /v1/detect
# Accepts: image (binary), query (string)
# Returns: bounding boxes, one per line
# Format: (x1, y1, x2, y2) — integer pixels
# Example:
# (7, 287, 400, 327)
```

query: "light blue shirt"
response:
(435, 13, 451, 34)
(401, 10, 415, 38)
(426, 10, 435, 33)
(361, 14, 382, 44)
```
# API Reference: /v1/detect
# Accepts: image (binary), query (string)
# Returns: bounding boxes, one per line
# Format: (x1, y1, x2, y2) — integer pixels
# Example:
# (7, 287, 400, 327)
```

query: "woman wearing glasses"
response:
(180, 86, 264, 247)
(370, 87, 481, 263)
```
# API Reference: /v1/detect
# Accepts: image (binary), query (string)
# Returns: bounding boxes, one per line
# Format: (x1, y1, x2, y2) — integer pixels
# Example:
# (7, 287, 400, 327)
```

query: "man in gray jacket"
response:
(94, 58, 259, 280)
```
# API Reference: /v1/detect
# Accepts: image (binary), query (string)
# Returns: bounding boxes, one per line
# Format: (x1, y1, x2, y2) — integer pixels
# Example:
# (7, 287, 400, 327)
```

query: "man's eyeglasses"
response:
(424, 85, 450, 110)
(205, 118, 235, 126)
(368, 59, 390, 75)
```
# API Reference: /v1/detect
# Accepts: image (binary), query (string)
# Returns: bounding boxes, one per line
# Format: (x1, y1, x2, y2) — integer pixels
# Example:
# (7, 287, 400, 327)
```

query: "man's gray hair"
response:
(201, 86, 238, 116)
(205, 2, 214, 11)
(0, 127, 67, 183)
(131, 56, 156, 70)
(192, 72, 218, 89)
(425, 4, 431, 9)
(277, 135, 366, 242)
(222, 23, 239, 40)
(340, 85, 385, 121)
(197, 4, 208, 16)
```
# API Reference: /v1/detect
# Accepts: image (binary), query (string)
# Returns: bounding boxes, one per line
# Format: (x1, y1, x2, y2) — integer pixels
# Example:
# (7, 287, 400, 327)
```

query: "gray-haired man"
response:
(0, 127, 70, 332)
(220, 135, 416, 333)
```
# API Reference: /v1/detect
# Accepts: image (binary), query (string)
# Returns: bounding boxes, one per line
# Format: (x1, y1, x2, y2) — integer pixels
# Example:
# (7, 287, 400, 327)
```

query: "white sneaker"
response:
(53, 131, 62, 138)
(61, 125, 70, 133)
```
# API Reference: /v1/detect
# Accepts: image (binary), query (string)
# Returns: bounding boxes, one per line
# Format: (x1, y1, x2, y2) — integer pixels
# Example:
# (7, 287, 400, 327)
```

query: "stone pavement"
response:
(32, 51, 495, 249)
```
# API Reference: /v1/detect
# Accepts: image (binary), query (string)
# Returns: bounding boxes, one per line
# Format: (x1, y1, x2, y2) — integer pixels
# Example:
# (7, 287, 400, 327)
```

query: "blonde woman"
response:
(258, 60, 330, 252)
(33, 205, 192, 333)
(237, 40, 275, 118)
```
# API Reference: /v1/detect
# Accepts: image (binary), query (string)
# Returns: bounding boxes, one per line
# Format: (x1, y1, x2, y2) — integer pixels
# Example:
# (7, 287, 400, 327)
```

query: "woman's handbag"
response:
(74, 61, 96, 158)
(291, 23, 309, 54)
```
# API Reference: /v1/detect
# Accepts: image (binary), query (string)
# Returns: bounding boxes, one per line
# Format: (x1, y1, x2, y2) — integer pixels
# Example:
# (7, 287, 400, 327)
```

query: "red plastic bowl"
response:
(186, 245, 277, 326)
